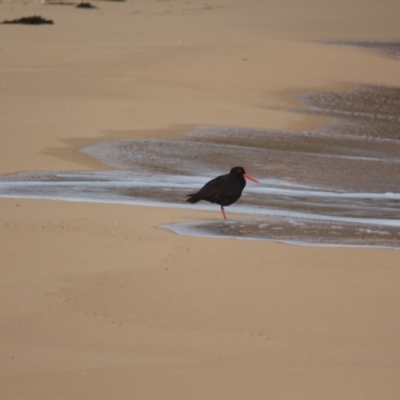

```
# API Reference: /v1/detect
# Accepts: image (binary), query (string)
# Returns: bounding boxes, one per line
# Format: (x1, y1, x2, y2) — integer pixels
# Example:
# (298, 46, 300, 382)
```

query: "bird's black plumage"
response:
(186, 166, 258, 219)
(187, 166, 247, 206)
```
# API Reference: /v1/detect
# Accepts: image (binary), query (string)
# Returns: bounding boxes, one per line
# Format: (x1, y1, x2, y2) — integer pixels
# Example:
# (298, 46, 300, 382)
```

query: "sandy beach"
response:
(1, 0, 400, 398)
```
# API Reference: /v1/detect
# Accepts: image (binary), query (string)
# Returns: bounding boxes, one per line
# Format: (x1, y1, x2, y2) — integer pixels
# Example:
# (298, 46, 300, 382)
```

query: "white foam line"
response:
(2, 177, 399, 201)
(250, 187, 400, 200)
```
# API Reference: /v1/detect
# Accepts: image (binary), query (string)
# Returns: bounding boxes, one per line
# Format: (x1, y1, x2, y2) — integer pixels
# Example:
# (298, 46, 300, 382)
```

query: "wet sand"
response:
(1, 0, 400, 399)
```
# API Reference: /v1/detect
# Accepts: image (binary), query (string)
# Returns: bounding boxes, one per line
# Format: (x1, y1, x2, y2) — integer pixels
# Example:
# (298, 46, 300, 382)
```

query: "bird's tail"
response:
(186, 194, 200, 204)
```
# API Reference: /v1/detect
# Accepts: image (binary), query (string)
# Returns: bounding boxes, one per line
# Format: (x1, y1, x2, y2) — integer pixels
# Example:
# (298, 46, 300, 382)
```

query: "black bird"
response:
(186, 166, 259, 219)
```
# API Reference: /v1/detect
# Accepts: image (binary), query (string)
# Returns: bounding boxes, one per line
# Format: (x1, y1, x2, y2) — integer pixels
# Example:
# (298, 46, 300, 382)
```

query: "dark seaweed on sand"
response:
(77, 2, 96, 8)
(2, 16, 54, 25)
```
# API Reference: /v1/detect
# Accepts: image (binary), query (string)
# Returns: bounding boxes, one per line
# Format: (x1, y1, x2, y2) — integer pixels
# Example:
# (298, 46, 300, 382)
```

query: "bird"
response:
(186, 166, 259, 219)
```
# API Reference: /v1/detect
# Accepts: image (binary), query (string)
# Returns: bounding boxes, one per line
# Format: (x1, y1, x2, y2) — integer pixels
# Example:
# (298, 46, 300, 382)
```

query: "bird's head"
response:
(230, 166, 260, 183)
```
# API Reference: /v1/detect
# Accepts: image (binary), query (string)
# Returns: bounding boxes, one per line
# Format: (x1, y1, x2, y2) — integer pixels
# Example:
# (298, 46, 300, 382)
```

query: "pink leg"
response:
(220, 205, 227, 220)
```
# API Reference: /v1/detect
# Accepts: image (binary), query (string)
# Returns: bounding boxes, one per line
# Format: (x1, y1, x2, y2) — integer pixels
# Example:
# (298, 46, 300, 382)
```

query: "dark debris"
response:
(2, 16, 54, 25)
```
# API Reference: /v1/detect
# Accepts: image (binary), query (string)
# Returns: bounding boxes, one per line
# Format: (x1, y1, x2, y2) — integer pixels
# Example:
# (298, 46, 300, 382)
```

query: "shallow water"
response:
(324, 39, 400, 60)
(1, 82, 400, 247)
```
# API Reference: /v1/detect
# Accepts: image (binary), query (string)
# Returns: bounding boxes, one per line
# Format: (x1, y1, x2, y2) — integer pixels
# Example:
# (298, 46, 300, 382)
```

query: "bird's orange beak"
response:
(244, 173, 260, 183)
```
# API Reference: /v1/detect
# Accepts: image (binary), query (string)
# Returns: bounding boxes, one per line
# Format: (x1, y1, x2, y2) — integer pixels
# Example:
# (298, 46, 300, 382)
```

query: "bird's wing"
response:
(197, 175, 236, 203)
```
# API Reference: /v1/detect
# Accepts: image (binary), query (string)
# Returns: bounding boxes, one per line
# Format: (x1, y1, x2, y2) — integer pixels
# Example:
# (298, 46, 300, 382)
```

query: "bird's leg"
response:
(220, 205, 227, 220)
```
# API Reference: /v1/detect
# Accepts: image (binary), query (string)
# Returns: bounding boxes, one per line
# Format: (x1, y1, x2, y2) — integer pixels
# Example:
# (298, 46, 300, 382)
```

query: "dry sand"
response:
(1, 0, 400, 399)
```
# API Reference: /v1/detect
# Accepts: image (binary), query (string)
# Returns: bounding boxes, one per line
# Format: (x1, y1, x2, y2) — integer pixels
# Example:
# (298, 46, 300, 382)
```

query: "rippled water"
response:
(1, 83, 400, 248)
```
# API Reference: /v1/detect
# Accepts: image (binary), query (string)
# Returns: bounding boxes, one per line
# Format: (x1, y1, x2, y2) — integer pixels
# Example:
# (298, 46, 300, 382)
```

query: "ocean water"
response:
(1, 45, 399, 248)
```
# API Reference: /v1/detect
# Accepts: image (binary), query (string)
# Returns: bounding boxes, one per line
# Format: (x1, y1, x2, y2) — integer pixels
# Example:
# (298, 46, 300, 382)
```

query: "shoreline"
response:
(1, 79, 399, 249)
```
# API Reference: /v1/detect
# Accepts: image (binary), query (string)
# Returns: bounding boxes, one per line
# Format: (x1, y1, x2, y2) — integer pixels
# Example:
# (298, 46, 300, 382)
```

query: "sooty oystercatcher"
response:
(186, 166, 259, 219)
